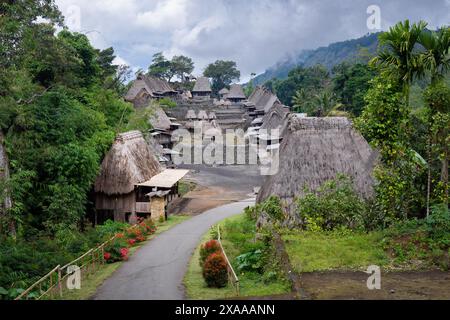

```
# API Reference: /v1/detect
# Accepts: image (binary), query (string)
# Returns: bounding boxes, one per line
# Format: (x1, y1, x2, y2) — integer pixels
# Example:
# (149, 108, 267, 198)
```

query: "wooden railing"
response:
(15, 235, 117, 300)
(217, 225, 240, 296)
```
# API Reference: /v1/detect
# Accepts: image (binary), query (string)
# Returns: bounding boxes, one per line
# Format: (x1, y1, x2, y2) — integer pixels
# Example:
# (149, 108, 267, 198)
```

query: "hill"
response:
(253, 32, 380, 86)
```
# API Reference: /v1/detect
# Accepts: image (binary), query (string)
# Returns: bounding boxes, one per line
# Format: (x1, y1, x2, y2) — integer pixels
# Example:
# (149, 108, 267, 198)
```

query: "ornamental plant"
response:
(104, 238, 129, 263)
(199, 240, 221, 266)
(202, 253, 228, 288)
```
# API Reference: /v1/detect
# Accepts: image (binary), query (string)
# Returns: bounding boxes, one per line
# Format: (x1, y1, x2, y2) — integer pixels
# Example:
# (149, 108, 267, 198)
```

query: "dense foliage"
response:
(202, 253, 228, 288)
(203, 60, 241, 95)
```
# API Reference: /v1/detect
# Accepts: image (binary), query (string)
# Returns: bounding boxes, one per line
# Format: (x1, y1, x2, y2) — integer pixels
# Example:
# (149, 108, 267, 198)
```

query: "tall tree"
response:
(371, 20, 428, 105)
(203, 60, 240, 94)
(147, 52, 171, 80)
(169, 55, 194, 82)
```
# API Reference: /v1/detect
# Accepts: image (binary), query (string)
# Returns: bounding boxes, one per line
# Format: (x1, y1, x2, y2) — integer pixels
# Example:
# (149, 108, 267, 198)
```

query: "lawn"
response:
(62, 214, 190, 300)
(282, 230, 390, 273)
(184, 214, 291, 299)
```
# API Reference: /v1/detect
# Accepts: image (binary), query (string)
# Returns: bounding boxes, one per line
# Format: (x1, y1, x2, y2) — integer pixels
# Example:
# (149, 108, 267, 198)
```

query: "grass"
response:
(178, 180, 197, 197)
(184, 214, 291, 299)
(282, 230, 389, 273)
(61, 214, 190, 300)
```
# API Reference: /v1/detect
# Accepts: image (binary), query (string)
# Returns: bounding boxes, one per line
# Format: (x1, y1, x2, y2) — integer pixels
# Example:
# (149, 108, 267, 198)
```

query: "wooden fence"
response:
(15, 235, 117, 300)
(217, 225, 240, 296)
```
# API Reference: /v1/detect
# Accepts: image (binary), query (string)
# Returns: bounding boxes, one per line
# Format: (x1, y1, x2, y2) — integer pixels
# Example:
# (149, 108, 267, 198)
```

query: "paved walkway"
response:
(93, 199, 254, 300)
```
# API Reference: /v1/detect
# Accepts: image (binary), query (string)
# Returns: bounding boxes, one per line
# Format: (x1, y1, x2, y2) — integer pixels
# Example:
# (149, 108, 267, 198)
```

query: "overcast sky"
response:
(54, 0, 450, 82)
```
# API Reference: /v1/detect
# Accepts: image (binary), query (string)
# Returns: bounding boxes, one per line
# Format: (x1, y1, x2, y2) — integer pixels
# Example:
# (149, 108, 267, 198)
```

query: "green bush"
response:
(159, 97, 177, 108)
(296, 174, 366, 231)
(202, 253, 228, 288)
(236, 249, 264, 273)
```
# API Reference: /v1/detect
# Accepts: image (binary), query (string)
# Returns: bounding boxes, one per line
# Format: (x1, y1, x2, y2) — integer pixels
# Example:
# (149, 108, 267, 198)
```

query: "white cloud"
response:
(54, 0, 450, 80)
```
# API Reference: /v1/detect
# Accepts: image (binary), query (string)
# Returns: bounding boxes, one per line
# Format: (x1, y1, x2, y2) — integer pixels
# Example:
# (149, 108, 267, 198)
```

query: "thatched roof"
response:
(249, 86, 283, 113)
(94, 131, 162, 195)
(227, 84, 246, 99)
(192, 77, 211, 93)
(257, 116, 377, 220)
(149, 106, 172, 131)
(186, 109, 197, 120)
(209, 112, 217, 120)
(219, 88, 229, 95)
(125, 74, 176, 101)
(197, 110, 209, 120)
(260, 102, 290, 131)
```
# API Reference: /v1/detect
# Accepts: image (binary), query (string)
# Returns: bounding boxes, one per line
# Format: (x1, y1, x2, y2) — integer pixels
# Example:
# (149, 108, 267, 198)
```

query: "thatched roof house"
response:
(219, 88, 229, 98)
(192, 77, 211, 99)
(186, 109, 197, 120)
(149, 106, 172, 131)
(257, 116, 377, 224)
(248, 86, 284, 115)
(197, 110, 209, 120)
(94, 131, 162, 222)
(125, 74, 177, 107)
(227, 84, 246, 103)
(260, 102, 290, 131)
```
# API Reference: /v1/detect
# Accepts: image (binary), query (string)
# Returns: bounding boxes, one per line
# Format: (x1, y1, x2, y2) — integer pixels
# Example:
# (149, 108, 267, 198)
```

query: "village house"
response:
(218, 88, 229, 99)
(94, 131, 189, 224)
(94, 131, 162, 224)
(191, 77, 212, 100)
(226, 84, 246, 104)
(257, 116, 378, 224)
(125, 74, 178, 107)
(246, 86, 286, 118)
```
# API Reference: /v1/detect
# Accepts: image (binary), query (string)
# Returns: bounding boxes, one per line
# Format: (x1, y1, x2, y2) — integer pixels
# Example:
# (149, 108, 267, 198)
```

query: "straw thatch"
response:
(197, 110, 209, 120)
(192, 77, 212, 93)
(149, 106, 172, 131)
(219, 88, 229, 96)
(186, 109, 197, 120)
(227, 84, 246, 100)
(209, 112, 217, 120)
(125, 74, 176, 102)
(257, 116, 378, 222)
(248, 86, 283, 113)
(95, 131, 162, 196)
(260, 102, 290, 131)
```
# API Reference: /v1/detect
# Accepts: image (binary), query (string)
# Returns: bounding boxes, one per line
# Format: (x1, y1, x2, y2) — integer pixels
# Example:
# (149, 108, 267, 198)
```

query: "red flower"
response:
(120, 248, 129, 257)
(116, 233, 125, 239)
(128, 239, 136, 246)
(104, 252, 111, 260)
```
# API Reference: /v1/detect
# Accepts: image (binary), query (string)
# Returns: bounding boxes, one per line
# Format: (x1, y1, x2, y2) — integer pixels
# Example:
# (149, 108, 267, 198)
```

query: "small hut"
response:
(226, 84, 246, 103)
(186, 109, 197, 121)
(192, 77, 212, 100)
(257, 116, 378, 225)
(260, 102, 290, 131)
(197, 110, 209, 120)
(208, 112, 217, 120)
(94, 131, 162, 223)
(247, 86, 284, 117)
(219, 88, 229, 99)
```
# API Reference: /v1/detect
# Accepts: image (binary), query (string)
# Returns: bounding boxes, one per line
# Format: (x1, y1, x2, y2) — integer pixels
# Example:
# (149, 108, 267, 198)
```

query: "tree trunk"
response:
(442, 142, 449, 207)
(0, 131, 15, 236)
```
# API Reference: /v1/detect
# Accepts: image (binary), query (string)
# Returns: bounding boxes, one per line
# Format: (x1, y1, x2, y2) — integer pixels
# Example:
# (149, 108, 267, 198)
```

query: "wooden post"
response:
(57, 267, 62, 298)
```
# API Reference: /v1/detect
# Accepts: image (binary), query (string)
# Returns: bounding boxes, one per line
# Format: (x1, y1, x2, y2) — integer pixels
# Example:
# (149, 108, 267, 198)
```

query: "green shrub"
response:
(199, 240, 221, 266)
(95, 219, 128, 239)
(202, 253, 228, 288)
(159, 97, 177, 108)
(260, 196, 284, 221)
(296, 174, 366, 231)
(236, 249, 264, 273)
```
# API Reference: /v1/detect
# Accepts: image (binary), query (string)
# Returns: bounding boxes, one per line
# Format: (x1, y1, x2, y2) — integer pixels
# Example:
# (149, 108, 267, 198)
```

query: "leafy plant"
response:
(202, 253, 228, 288)
(236, 249, 264, 273)
(199, 240, 221, 266)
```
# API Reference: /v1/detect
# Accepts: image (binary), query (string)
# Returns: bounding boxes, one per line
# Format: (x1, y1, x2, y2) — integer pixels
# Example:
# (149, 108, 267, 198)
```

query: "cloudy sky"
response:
(54, 0, 450, 82)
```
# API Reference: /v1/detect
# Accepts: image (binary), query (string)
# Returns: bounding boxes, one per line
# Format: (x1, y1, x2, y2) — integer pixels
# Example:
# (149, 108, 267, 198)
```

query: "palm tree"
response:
(419, 27, 450, 212)
(371, 20, 428, 105)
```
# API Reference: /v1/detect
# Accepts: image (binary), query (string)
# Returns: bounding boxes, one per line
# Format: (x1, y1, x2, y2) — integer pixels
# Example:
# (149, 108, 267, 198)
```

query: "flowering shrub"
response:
(104, 238, 128, 263)
(199, 240, 221, 266)
(202, 253, 228, 288)
(127, 239, 136, 246)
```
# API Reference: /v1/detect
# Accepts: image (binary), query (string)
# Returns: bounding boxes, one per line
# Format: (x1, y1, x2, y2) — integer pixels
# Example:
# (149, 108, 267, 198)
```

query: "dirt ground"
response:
(169, 164, 264, 215)
(300, 270, 450, 300)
